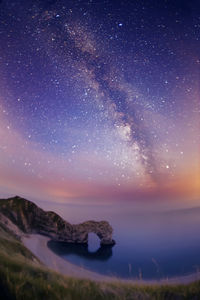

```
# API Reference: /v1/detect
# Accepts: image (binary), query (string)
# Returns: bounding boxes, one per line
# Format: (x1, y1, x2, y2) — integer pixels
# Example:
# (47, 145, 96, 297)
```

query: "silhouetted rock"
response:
(0, 196, 115, 245)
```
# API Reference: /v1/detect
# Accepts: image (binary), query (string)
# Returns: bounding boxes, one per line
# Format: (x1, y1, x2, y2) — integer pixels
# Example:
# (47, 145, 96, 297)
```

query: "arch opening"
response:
(88, 232, 100, 252)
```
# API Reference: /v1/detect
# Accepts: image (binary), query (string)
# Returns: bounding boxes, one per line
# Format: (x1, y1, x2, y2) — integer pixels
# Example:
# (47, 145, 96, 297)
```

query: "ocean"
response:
(37, 200, 200, 279)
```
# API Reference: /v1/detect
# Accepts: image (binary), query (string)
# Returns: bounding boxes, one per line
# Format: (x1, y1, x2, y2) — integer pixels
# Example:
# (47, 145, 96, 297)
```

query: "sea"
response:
(37, 200, 200, 280)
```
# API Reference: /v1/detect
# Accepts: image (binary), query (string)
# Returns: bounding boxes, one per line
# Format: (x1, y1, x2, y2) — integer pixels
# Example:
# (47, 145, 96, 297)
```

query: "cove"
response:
(47, 206, 200, 280)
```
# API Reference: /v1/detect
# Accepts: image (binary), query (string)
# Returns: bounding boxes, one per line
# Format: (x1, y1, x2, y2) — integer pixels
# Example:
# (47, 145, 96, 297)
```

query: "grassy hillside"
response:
(0, 222, 200, 299)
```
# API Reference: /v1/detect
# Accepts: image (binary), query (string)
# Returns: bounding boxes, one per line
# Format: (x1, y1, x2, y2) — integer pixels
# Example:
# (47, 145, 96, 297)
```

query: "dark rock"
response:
(0, 196, 115, 245)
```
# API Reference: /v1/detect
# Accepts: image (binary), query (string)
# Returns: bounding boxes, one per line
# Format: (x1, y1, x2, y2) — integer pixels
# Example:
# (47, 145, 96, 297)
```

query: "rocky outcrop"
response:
(0, 196, 115, 245)
(73, 221, 114, 245)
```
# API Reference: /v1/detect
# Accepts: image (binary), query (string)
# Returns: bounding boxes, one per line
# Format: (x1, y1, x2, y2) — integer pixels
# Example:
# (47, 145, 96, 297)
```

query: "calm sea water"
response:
(38, 200, 200, 279)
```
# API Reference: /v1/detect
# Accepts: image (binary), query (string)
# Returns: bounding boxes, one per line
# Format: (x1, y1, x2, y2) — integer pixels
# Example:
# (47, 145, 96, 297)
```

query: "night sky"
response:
(0, 0, 199, 205)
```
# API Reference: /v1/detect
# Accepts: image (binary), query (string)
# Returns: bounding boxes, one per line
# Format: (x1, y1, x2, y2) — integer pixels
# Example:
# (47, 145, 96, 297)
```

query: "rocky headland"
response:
(0, 196, 115, 246)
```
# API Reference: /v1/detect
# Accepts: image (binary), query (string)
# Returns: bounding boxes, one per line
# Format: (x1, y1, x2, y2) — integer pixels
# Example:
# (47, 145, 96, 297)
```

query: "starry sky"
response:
(0, 0, 199, 206)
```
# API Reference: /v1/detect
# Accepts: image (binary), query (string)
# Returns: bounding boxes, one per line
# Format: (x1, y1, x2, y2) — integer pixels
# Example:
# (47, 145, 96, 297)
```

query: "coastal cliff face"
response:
(0, 196, 115, 245)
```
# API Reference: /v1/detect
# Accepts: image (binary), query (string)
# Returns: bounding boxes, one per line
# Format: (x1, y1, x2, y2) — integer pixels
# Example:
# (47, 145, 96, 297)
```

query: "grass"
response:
(0, 224, 200, 299)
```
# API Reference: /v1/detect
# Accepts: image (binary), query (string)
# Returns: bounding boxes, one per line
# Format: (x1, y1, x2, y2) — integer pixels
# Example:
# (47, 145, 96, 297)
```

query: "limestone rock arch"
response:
(73, 221, 115, 245)
(0, 196, 116, 246)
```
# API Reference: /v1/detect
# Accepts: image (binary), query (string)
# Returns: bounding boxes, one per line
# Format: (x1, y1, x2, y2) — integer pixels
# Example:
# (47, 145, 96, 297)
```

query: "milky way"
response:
(0, 0, 199, 203)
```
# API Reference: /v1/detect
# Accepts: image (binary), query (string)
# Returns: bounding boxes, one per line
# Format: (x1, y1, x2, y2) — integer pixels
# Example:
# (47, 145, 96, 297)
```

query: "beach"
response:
(22, 234, 109, 281)
(22, 234, 200, 285)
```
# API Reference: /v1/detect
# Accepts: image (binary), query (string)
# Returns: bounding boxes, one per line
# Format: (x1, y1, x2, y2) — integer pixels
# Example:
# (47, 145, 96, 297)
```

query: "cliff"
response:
(0, 196, 115, 245)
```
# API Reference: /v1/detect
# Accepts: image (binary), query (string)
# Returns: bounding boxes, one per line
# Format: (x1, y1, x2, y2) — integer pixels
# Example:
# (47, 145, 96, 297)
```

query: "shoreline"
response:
(22, 234, 200, 285)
